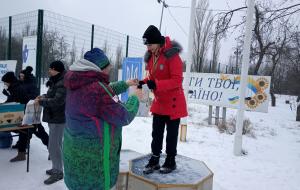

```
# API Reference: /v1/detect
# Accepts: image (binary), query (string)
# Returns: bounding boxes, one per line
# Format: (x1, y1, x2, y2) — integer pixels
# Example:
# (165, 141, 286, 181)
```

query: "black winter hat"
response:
(20, 66, 33, 75)
(2, 72, 17, 83)
(142, 25, 165, 45)
(50, 61, 65, 73)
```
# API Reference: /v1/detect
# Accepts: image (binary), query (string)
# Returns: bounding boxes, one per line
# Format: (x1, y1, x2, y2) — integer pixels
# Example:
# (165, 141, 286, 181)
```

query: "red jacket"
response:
(143, 37, 188, 120)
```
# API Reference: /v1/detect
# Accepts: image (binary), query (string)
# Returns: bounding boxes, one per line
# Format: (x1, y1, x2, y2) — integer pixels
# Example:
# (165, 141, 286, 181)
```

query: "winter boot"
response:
(44, 171, 63, 185)
(160, 155, 176, 174)
(10, 152, 26, 162)
(46, 169, 55, 175)
(143, 154, 160, 174)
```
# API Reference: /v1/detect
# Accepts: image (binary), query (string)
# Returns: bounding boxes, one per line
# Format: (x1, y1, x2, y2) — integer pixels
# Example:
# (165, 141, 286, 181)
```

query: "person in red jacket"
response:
(138, 25, 188, 174)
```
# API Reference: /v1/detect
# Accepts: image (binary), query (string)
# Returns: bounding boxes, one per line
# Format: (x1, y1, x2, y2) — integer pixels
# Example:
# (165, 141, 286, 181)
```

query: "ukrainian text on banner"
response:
(0, 60, 17, 78)
(185, 73, 271, 112)
(0, 60, 17, 102)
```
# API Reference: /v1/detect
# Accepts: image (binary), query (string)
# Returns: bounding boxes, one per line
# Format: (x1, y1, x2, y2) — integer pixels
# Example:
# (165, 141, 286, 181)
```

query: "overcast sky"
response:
(1, 0, 248, 60)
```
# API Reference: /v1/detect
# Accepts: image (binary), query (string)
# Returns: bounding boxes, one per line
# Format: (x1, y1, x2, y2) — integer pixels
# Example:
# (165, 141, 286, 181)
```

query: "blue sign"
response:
(121, 57, 143, 102)
(22, 44, 29, 63)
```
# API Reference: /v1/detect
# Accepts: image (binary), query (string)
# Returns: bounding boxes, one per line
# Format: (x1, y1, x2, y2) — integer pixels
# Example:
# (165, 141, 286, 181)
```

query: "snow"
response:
(0, 94, 300, 190)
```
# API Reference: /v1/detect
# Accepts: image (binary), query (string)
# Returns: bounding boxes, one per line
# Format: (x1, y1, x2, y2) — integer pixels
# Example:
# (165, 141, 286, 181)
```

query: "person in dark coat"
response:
(11, 66, 49, 151)
(35, 61, 66, 185)
(2, 72, 29, 104)
(19, 66, 38, 99)
(138, 25, 188, 174)
(1, 72, 30, 162)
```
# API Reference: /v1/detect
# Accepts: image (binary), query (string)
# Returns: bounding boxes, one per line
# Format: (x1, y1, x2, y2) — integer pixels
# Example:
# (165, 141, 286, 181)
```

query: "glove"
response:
(2, 89, 9, 96)
(147, 80, 156, 90)
(137, 81, 145, 89)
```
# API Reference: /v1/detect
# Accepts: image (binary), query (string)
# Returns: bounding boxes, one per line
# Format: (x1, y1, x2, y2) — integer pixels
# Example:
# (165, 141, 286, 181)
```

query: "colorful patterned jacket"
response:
(63, 59, 139, 190)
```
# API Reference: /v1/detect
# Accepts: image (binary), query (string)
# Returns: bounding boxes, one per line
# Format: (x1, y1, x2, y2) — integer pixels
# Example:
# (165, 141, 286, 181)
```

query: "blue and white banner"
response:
(121, 57, 143, 102)
(184, 73, 271, 112)
(0, 60, 17, 79)
(22, 36, 37, 74)
(0, 60, 17, 102)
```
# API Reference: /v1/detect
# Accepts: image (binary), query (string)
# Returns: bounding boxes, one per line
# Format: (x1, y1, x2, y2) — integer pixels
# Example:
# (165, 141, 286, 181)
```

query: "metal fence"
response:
(0, 9, 145, 91)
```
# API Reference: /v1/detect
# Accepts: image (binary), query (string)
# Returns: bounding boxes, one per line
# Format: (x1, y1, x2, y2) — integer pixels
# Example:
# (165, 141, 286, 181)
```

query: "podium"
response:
(127, 154, 213, 190)
(117, 150, 143, 190)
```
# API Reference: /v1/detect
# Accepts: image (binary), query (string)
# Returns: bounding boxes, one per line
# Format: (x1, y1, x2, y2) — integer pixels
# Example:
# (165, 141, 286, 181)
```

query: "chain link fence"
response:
(0, 17, 9, 60)
(0, 9, 146, 87)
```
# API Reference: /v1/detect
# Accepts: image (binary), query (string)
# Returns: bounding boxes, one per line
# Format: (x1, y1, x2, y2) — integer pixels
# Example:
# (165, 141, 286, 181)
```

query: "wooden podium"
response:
(117, 151, 213, 190)
(117, 150, 143, 190)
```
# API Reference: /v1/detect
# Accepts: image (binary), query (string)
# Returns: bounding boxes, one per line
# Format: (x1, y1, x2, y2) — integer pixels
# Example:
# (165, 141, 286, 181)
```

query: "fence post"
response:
(7, 16, 12, 60)
(215, 106, 220, 125)
(208, 105, 212, 125)
(125, 35, 129, 57)
(222, 107, 226, 125)
(36, 9, 44, 94)
(91, 24, 94, 50)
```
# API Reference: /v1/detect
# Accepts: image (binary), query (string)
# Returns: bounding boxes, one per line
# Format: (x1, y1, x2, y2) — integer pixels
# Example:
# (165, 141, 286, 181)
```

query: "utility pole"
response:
(180, 0, 196, 142)
(157, 0, 168, 31)
(234, 0, 255, 156)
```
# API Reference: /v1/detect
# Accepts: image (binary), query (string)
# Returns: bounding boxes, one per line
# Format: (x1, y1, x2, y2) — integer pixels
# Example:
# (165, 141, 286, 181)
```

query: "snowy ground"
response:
(0, 95, 299, 190)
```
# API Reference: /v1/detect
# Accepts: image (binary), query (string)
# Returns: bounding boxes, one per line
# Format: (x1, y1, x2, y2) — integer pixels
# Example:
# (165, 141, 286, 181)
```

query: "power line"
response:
(168, 5, 246, 12)
(166, 8, 188, 36)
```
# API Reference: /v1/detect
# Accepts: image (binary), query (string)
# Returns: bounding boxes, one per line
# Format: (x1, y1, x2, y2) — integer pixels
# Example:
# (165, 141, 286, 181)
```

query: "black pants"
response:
(151, 114, 180, 156)
(18, 123, 49, 152)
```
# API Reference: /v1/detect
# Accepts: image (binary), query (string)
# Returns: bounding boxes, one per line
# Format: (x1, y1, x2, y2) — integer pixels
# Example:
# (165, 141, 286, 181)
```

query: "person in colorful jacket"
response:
(63, 48, 140, 190)
(138, 25, 188, 174)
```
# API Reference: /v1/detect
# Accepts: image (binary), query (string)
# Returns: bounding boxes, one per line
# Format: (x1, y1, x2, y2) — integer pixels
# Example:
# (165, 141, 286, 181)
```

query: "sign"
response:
(121, 57, 143, 102)
(22, 36, 37, 74)
(0, 60, 17, 78)
(0, 60, 17, 102)
(185, 73, 271, 112)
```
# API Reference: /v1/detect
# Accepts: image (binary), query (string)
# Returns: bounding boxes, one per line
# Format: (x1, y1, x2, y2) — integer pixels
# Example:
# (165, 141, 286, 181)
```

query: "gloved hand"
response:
(2, 89, 9, 96)
(147, 80, 156, 90)
(137, 81, 145, 89)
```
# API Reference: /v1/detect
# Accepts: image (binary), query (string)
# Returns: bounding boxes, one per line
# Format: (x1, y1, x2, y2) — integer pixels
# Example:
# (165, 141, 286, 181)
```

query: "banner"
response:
(120, 57, 151, 117)
(185, 73, 271, 112)
(0, 60, 17, 78)
(121, 57, 143, 102)
(0, 60, 17, 102)
(22, 36, 37, 74)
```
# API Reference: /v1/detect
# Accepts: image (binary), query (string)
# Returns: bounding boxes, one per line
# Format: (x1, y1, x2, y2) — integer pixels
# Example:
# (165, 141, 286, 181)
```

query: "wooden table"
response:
(0, 125, 34, 172)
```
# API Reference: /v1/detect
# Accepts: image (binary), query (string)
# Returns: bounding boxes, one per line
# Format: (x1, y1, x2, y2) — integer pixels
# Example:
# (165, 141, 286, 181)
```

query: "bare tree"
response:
(42, 27, 68, 78)
(10, 34, 23, 74)
(115, 45, 123, 70)
(69, 36, 77, 68)
(267, 22, 290, 106)
(252, 5, 275, 75)
(211, 23, 221, 73)
(211, 14, 228, 73)
(0, 27, 7, 60)
(80, 40, 86, 59)
(215, 1, 300, 74)
(192, 0, 214, 73)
